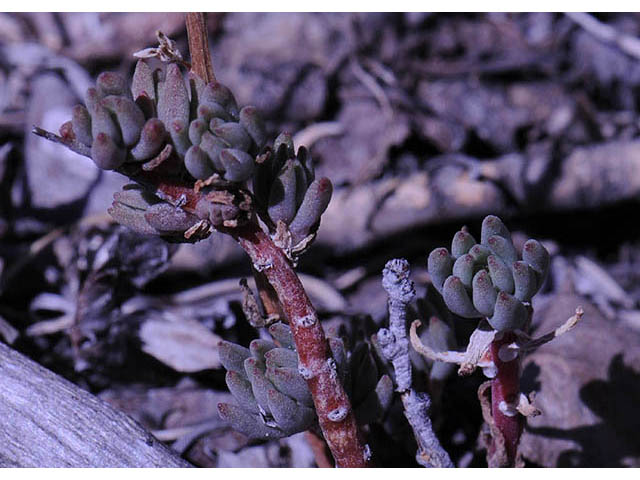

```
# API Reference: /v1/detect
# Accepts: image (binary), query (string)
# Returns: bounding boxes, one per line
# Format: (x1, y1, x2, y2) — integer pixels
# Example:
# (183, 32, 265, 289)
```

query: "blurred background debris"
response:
(1, 12, 640, 467)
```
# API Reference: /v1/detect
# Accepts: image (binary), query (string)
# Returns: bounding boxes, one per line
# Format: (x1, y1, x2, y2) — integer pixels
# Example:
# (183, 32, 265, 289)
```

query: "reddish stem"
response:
(117, 168, 369, 466)
(489, 332, 523, 467)
(230, 222, 370, 468)
(305, 430, 335, 468)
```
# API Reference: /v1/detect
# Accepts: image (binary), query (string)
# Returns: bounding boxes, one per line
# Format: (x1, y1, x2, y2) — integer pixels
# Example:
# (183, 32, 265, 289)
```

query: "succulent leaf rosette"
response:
(217, 322, 393, 439)
(56, 60, 332, 253)
(427, 215, 550, 332)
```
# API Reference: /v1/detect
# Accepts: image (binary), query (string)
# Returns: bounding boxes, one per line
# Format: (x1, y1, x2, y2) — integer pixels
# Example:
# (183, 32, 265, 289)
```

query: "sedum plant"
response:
(427, 215, 549, 332)
(33, 15, 370, 468)
(53, 59, 331, 247)
(218, 322, 393, 440)
(409, 215, 582, 467)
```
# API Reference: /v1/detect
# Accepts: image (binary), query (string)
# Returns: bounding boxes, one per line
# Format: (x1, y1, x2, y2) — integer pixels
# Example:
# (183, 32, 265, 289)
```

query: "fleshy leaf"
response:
(512, 260, 537, 302)
(217, 403, 284, 439)
(442, 275, 480, 318)
(488, 291, 527, 331)
(472, 269, 498, 317)
(218, 341, 251, 376)
(268, 323, 295, 349)
(130, 118, 166, 161)
(226, 370, 260, 414)
(452, 253, 476, 288)
(427, 248, 454, 294)
(481, 215, 511, 245)
(288, 177, 333, 244)
(487, 254, 515, 294)
(451, 230, 476, 258)
(91, 133, 125, 170)
(486, 234, 518, 266)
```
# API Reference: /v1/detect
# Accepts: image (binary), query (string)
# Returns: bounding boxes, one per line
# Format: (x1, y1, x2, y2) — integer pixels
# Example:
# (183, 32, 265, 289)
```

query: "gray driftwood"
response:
(0, 342, 190, 467)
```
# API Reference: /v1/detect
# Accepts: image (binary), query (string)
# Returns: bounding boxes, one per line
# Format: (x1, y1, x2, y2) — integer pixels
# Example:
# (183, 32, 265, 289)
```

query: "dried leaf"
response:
(139, 318, 221, 372)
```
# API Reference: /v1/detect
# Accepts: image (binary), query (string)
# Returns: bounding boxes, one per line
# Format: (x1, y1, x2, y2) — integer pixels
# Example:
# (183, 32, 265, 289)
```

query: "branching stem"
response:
(379, 259, 453, 468)
(183, 14, 368, 466)
(231, 222, 370, 467)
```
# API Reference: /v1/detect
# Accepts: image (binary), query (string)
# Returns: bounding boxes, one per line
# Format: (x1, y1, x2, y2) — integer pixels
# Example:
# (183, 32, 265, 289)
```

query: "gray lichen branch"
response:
(378, 258, 415, 392)
(378, 259, 453, 468)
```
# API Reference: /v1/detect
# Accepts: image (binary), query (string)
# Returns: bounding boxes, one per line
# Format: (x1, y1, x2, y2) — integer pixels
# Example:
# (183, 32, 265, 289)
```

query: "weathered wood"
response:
(0, 342, 190, 467)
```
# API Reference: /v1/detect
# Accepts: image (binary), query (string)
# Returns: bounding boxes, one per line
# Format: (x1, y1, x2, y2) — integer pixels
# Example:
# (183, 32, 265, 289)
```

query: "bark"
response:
(0, 342, 190, 467)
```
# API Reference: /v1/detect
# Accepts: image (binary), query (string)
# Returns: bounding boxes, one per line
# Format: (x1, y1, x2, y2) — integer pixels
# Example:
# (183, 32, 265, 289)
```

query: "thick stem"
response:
(185, 13, 216, 83)
(489, 332, 523, 467)
(232, 222, 370, 468)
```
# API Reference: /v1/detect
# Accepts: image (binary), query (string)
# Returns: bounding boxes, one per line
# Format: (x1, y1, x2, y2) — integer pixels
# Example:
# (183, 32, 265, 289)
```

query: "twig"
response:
(305, 430, 335, 468)
(402, 390, 453, 468)
(185, 13, 215, 83)
(566, 12, 640, 60)
(515, 306, 584, 352)
(378, 259, 415, 391)
(378, 259, 453, 468)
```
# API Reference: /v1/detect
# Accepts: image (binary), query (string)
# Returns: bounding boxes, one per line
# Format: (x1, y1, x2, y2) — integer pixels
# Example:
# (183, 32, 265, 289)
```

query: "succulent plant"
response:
(217, 322, 393, 439)
(35, 33, 360, 465)
(108, 183, 201, 239)
(427, 215, 550, 332)
(52, 60, 333, 249)
(254, 133, 333, 251)
(67, 62, 265, 181)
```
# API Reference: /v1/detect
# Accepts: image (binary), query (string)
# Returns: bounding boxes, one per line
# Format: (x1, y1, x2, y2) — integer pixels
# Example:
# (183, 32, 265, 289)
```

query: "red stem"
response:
(231, 222, 370, 468)
(131, 174, 370, 466)
(490, 332, 523, 467)
(129, 173, 369, 466)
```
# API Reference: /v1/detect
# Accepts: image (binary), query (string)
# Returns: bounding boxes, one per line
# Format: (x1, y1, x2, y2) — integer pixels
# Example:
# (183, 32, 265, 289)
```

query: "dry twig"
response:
(377, 259, 453, 468)
(566, 12, 640, 60)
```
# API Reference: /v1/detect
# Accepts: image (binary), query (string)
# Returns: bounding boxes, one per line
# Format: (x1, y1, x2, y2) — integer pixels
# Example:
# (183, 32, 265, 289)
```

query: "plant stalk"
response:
(231, 222, 370, 467)
(184, 13, 370, 467)
(185, 13, 216, 83)
(489, 331, 523, 467)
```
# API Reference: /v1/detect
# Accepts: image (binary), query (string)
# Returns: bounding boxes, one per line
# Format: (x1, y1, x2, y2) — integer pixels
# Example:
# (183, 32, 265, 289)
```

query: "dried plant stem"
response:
(33, 120, 369, 465)
(231, 222, 370, 467)
(379, 259, 453, 468)
(185, 13, 216, 83)
(32, 126, 90, 157)
(305, 430, 335, 468)
(252, 266, 285, 321)
(489, 331, 523, 467)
